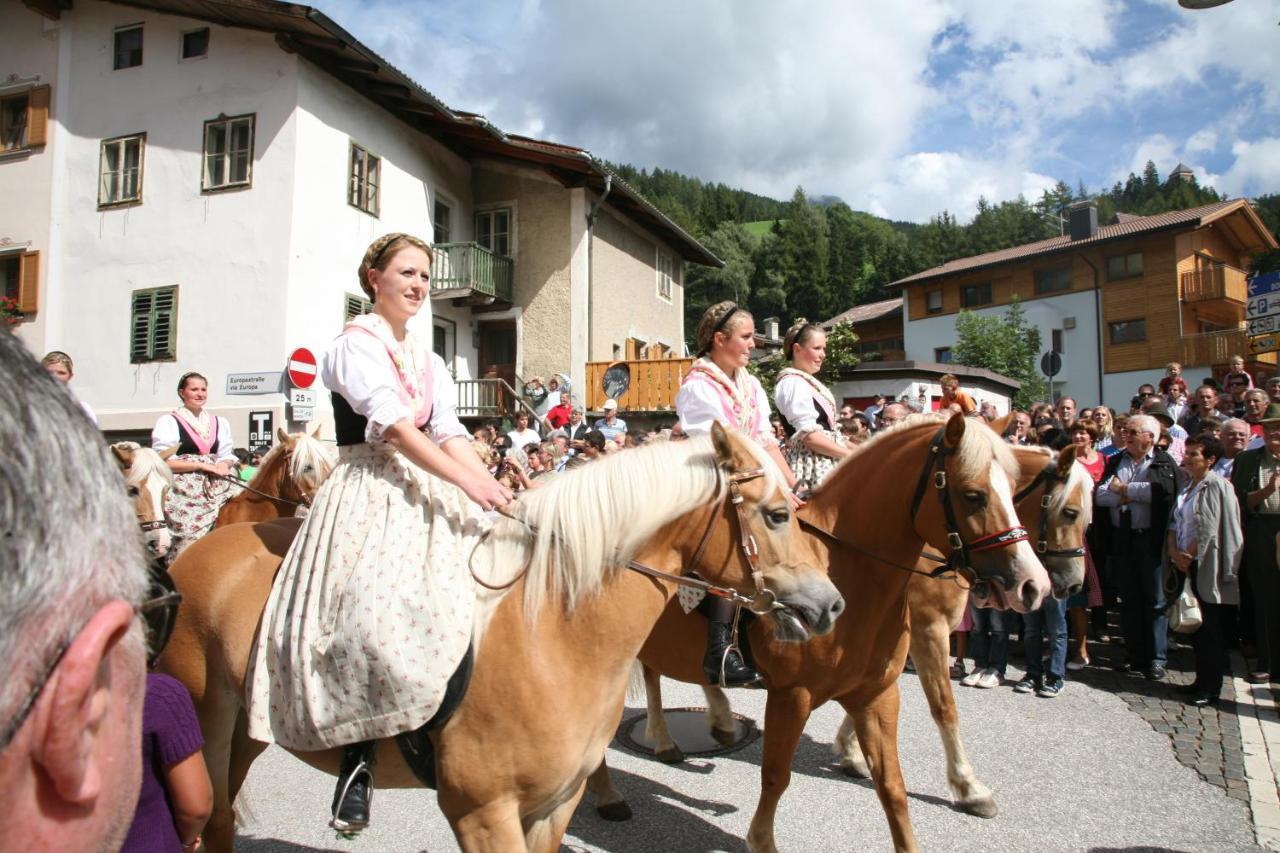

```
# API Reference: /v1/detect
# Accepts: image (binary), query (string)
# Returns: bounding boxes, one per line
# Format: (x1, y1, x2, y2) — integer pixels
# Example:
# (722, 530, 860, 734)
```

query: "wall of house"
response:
(590, 206, 684, 361)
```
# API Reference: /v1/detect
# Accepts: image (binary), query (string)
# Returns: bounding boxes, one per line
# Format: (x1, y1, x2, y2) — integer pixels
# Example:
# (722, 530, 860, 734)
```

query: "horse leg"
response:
(702, 684, 738, 746)
(839, 687, 918, 853)
(195, 692, 241, 853)
(642, 664, 684, 763)
(832, 712, 871, 778)
(909, 620, 997, 818)
(450, 801, 530, 853)
(745, 687, 813, 853)
(524, 781, 587, 853)
(227, 709, 268, 813)
(585, 754, 633, 821)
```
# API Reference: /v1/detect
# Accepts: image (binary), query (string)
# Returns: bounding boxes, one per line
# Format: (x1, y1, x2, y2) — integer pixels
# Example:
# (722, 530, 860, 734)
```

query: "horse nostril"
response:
(830, 596, 846, 618)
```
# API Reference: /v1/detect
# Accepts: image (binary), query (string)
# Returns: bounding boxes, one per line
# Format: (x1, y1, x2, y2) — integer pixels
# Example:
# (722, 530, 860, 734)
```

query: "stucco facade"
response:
(590, 206, 684, 361)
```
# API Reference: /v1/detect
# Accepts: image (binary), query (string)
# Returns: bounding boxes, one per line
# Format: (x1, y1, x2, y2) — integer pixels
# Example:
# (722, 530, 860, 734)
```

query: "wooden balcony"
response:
(1181, 264, 1247, 304)
(1181, 328, 1278, 367)
(585, 357, 693, 412)
(431, 242, 513, 306)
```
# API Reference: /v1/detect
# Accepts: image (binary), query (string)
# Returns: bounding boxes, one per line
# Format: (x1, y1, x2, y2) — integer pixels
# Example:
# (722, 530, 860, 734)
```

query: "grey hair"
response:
(1221, 418, 1251, 433)
(0, 332, 147, 720)
(1127, 414, 1159, 438)
(1245, 388, 1269, 404)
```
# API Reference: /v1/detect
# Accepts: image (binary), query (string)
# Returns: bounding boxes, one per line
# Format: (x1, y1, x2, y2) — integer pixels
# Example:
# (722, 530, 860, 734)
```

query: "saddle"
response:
(393, 644, 475, 790)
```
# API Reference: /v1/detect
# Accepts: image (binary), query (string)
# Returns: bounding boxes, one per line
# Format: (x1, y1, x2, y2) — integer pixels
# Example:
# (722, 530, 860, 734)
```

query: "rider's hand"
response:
(208, 462, 232, 477)
(460, 471, 513, 511)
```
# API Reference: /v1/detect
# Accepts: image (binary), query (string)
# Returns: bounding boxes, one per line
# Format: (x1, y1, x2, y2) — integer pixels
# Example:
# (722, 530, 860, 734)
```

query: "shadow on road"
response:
(571, 765, 743, 851)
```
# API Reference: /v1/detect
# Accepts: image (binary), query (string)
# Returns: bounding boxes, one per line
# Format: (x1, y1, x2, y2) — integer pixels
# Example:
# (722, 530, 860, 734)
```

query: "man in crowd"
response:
(0, 331, 151, 850)
(1217, 418, 1254, 476)
(862, 394, 886, 429)
(1095, 413, 1182, 681)
(1243, 388, 1270, 439)
(877, 401, 910, 431)
(1266, 376, 1280, 406)
(1225, 374, 1252, 418)
(1231, 407, 1280, 684)
(1180, 385, 1225, 436)
(555, 404, 592, 444)
(1009, 410, 1032, 444)
(1056, 396, 1077, 427)
(595, 399, 627, 443)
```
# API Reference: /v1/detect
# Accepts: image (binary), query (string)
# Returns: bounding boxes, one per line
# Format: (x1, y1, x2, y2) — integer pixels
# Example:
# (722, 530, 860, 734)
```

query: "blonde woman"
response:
(41, 350, 98, 425)
(676, 301, 799, 687)
(774, 321, 852, 487)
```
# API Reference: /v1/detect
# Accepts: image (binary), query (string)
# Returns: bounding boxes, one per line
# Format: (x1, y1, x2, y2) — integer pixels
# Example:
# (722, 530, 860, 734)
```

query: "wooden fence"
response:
(585, 357, 693, 412)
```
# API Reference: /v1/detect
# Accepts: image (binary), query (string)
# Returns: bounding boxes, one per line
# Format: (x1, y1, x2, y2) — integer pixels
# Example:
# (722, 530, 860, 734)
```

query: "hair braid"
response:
(357, 232, 434, 301)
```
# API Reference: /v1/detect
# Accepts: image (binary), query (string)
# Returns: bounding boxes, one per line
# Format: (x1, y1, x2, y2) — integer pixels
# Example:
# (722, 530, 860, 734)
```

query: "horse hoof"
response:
(711, 726, 738, 747)
(655, 746, 686, 764)
(597, 801, 633, 822)
(840, 760, 871, 779)
(959, 797, 999, 818)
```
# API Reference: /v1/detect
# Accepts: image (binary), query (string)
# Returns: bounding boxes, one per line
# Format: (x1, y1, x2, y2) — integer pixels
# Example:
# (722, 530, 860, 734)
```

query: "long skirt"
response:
(165, 453, 236, 562)
(245, 442, 489, 751)
(788, 429, 845, 488)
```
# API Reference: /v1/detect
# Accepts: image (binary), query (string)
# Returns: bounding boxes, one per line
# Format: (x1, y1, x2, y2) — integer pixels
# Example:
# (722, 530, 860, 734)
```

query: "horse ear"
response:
(276, 427, 288, 445)
(710, 421, 735, 466)
(310, 422, 322, 439)
(943, 411, 966, 449)
(989, 413, 1013, 436)
(1057, 443, 1078, 475)
(109, 444, 132, 467)
(159, 445, 179, 461)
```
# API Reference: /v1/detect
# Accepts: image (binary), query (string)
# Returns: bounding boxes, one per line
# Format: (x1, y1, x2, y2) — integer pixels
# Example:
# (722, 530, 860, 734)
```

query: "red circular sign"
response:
(287, 347, 317, 389)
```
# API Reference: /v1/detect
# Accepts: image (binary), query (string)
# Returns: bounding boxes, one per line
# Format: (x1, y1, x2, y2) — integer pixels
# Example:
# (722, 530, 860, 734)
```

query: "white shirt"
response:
(322, 331, 468, 446)
(774, 374, 834, 434)
(506, 427, 542, 450)
(676, 371, 774, 446)
(152, 412, 236, 461)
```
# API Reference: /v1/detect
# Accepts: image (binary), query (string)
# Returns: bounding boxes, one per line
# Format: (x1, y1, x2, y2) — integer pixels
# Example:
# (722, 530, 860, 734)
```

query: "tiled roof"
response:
(822, 297, 903, 327)
(889, 200, 1250, 288)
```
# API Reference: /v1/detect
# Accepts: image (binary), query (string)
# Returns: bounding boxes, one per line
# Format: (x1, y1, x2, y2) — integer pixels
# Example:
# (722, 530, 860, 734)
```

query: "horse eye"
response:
(962, 490, 985, 505)
(1063, 508, 1079, 520)
(766, 507, 791, 527)
(127, 486, 140, 498)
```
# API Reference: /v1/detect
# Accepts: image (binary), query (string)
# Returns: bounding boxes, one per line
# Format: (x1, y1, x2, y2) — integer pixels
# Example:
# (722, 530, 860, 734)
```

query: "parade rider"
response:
(773, 321, 852, 487)
(676, 301, 801, 688)
(245, 233, 513, 834)
(151, 371, 239, 561)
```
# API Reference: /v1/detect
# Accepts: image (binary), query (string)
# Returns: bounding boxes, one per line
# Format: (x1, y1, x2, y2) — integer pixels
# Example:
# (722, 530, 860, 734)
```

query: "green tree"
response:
(682, 222, 761, 350)
(747, 321, 860, 399)
(770, 187, 831, 320)
(951, 298, 1045, 410)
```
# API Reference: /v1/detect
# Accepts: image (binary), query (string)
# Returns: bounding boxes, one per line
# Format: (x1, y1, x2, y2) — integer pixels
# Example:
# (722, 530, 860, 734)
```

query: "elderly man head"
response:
(1124, 413, 1159, 459)
(877, 402, 909, 430)
(1245, 388, 1270, 424)
(1266, 376, 1280, 405)
(1220, 418, 1252, 459)
(0, 332, 150, 849)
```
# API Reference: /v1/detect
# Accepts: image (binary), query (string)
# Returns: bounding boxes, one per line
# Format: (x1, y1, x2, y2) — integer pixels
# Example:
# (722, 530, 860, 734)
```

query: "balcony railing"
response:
(1181, 263, 1247, 304)
(431, 242, 513, 304)
(1181, 328, 1278, 367)
(585, 357, 694, 412)
(454, 377, 543, 422)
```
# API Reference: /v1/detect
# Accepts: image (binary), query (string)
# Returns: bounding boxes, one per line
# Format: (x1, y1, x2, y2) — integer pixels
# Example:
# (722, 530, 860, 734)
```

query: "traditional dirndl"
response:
(245, 442, 489, 751)
(164, 453, 236, 562)
(788, 429, 845, 488)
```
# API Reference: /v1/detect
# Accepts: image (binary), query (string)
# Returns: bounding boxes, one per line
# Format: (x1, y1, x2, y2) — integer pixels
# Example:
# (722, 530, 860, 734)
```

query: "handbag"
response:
(1168, 572, 1203, 634)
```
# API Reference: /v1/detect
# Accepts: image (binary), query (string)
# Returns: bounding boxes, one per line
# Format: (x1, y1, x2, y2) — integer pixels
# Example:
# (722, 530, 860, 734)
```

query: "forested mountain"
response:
(611, 160, 1266, 349)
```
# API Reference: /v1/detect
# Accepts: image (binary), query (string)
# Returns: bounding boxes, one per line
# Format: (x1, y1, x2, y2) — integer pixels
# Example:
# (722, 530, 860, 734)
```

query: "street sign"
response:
(1249, 334, 1280, 356)
(288, 348, 318, 389)
(1250, 315, 1280, 336)
(1040, 351, 1062, 378)
(1247, 292, 1280, 321)
(227, 372, 283, 395)
(1248, 271, 1280, 299)
(289, 388, 317, 407)
(248, 410, 274, 452)
(290, 406, 315, 422)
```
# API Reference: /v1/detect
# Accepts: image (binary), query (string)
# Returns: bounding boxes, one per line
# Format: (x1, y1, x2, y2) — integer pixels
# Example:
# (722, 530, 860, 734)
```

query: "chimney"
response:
(764, 316, 780, 341)
(1068, 200, 1098, 241)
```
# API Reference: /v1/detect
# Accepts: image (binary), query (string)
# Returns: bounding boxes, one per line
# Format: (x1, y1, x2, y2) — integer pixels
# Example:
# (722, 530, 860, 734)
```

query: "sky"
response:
(313, 0, 1280, 224)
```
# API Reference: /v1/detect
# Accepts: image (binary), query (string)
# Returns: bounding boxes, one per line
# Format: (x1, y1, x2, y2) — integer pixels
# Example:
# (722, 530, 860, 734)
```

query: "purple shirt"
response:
(121, 673, 205, 852)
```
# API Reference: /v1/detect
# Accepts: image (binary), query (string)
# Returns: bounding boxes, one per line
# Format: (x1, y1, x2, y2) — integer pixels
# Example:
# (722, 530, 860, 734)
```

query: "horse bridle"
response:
(211, 472, 313, 509)
(1012, 459, 1088, 560)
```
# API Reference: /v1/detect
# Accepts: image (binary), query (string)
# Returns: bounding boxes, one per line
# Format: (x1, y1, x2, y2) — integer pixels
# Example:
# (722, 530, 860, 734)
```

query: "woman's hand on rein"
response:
(207, 461, 233, 478)
(460, 471, 514, 511)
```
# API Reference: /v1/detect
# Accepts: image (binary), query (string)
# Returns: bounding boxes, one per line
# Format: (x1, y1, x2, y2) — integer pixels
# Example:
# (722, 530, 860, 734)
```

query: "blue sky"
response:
(314, 0, 1279, 223)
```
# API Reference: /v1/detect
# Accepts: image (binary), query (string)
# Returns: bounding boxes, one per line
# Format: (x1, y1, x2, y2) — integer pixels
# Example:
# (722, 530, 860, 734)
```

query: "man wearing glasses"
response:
(0, 331, 154, 850)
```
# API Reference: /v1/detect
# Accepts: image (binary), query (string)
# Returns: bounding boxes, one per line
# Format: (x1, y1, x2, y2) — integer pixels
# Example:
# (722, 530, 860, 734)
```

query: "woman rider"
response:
(245, 233, 512, 833)
(773, 321, 852, 488)
(676, 301, 801, 688)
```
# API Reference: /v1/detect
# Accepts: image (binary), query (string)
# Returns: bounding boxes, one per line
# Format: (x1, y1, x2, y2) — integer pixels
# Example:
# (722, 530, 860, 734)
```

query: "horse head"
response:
(270, 425, 334, 506)
(1008, 443, 1091, 601)
(110, 441, 175, 560)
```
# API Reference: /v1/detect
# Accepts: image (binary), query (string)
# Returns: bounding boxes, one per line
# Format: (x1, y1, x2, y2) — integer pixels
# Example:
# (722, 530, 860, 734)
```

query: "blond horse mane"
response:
(473, 433, 784, 627)
(256, 432, 334, 494)
(114, 441, 174, 487)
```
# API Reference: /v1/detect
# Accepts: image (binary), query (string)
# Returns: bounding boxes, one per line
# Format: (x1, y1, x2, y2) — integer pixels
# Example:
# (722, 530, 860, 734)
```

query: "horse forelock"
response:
(286, 432, 334, 487)
(125, 445, 173, 487)
(1054, 457, 1094, 524)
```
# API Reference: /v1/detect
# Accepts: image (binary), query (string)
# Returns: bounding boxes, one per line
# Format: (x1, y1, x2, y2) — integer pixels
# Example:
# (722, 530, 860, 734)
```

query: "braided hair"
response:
(695, 300, 753, 357)
(782, 320, 822, 362)
(357, 233, 434, 301)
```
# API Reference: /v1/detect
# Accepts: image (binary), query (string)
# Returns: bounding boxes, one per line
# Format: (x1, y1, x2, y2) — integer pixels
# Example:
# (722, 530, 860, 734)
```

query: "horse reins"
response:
(210, 472, 313, 509)
(1012, 460, 1088, 560)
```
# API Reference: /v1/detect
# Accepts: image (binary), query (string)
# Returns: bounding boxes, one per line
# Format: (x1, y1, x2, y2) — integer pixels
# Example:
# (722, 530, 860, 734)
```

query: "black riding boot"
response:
(331, 741, 375, 833)
(703, 599, 762, 688)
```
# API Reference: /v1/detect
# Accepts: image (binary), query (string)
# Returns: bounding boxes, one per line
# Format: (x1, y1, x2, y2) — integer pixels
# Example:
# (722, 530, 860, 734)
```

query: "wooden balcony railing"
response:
(585, 357, 693, 412)
(1181, 264, 1247, 304)
(431, 242, 513, 304)
(1181, 328, 1278, 367)
(454, 377, 543, 421)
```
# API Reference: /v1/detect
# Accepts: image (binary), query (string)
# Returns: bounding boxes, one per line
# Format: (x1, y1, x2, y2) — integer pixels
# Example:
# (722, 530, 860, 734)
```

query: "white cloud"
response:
(862, 152, 1058, 223)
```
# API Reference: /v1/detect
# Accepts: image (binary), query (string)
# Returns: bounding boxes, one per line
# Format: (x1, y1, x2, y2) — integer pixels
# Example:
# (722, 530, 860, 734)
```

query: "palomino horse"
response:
(110, 441, 175, 560)
(160, 425, 846, 852)
(587, 412, 1052, 853)
(214, 426, 333, 527)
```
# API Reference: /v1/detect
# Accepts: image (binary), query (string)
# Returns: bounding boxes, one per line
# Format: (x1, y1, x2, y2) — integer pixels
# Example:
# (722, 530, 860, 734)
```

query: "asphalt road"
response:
(234, 663, 1257, 852)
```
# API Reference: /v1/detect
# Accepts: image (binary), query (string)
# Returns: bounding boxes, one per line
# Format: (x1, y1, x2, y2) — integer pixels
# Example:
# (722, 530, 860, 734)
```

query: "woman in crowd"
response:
(41, 350, 98, 425)
(151, 372, 239, 560)
(1092, 406, 1118, 455)
(1168, 436, 1242, 707)
(677, 301, 799, 688)
(773, 321, 852, 488)
(1065, 419, 1105, 670)
(246, 233, 512, 833)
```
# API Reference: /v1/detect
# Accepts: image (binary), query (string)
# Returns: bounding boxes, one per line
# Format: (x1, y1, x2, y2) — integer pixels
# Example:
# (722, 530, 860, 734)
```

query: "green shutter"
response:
(343, 293, 371, 322)
(130, 289, 154, 362)
(130, 286, 178, 362)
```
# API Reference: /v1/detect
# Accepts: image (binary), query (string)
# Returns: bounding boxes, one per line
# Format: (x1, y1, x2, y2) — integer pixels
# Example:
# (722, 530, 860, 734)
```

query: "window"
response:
(433, 199, 451, 243)
(98, 134, 144, 207)
(935, 346, 953, 363)
(1108, 319, 1146, 345)
(960, 282, 992, 307)
(656, 251, 673, 302)
(181, 28, 209, 60)
(348, 142, 380, 216)
(343, 292, 372, 322)
(1052, 328, 1064, 354)
(130, 286, 177, 362)
(0, 251, 39, 316)
(1107, 252, 1144, 281)
(926, 290, 942, 314)
(114, 25, 143, 70)
(202, 115, 253, 191)
(1034, 264, 1072, 294)
(0, 87, 49, 153)
(476, 208, 511, 257)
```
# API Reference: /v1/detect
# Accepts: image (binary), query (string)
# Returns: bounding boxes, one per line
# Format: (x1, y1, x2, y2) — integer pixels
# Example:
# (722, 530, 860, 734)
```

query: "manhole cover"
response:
(614, 707, 760, 759)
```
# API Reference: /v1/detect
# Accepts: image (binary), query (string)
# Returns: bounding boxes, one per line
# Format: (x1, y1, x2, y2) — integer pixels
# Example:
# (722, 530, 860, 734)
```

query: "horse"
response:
(110, 441, 175, 560)
(586, 412, 1052, 853)
(214, 426, 333, 527)
(158, 424, 846, 852)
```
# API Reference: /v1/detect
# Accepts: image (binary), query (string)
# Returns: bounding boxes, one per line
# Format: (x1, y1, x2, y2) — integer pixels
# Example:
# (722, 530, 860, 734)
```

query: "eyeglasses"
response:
(0, 590, 181, 750)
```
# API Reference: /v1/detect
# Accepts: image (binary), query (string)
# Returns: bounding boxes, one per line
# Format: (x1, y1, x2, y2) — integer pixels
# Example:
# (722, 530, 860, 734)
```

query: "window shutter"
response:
(151, 287, 177, 359)
(26, 86, 50, 147)
(130, 290, 154, 362)
(18, 251, 39, 314)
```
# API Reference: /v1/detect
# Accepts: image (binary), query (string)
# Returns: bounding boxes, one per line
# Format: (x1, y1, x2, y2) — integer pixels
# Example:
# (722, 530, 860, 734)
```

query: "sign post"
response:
(248, 411, 274, 454)
(1247, 272, 1280, 357)
(1040, 350, 1063, 404)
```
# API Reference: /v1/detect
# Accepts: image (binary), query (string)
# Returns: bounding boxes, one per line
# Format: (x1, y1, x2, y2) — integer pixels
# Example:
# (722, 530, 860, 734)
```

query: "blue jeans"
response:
(967, 606, 1009, 676)
(1024, 596, 1067, 681)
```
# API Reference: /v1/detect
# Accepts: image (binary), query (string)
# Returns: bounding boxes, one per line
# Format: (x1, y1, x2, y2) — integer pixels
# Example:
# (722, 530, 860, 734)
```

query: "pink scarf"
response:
(172, 409, 218, 455)
(343, 314, 433, 428)
(684, 357, 763, 438)
(777, 368, 837, 429)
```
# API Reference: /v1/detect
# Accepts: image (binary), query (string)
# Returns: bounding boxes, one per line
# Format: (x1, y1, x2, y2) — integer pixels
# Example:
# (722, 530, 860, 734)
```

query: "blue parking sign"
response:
(1247, 271, 1280, 299)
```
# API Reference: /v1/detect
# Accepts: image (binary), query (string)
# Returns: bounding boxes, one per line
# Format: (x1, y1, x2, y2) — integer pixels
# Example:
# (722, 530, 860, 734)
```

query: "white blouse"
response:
(321, 331, 468, 446)
(774, 374, 833, 435)
(676, 371, 775, 447)
(152, 413, 237, 461)
(506, 427, 542, 450)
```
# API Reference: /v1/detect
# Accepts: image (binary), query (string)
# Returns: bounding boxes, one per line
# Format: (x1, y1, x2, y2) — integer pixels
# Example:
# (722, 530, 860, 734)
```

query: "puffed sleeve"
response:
(774, 376, 820, 434)
(214, 417, 236, 461)
(676, 378, 725, 438)
(151, 413, 179, 452)
(321, 333, 413, 442)
(427, 353, 468, 446)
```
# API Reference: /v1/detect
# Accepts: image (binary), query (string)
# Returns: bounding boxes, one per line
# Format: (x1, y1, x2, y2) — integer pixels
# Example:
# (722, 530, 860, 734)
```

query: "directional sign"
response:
(1248, 292, 1280, 321)
(1249, 334, 1280, 357)
(1248, 271, 1280, 299)
(1250, 315, 1280, 337)
(227, 372, 283, 395)
(287, 348, 318, 389)
(290, 406, 315, 422)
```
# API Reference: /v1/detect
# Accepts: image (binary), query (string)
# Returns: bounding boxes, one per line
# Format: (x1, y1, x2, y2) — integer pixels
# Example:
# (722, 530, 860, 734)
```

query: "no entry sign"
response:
(287, 348, 317, 389)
